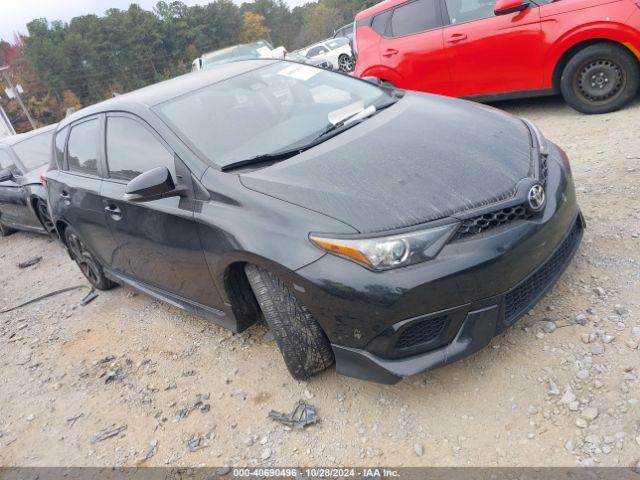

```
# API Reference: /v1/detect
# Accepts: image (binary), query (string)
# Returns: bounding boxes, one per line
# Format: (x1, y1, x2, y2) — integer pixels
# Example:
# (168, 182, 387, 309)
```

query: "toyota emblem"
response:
(528, 183, 546, 212)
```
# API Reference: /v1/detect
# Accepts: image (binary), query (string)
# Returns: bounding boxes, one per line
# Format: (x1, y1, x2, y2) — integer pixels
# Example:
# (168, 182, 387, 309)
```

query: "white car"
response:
(192, 40, 287, 72)
(298, 37, 354, 72)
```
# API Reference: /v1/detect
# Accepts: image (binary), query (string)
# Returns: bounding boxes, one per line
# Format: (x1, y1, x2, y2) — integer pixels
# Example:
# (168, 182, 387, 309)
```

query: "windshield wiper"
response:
(222, 99, 399, 172)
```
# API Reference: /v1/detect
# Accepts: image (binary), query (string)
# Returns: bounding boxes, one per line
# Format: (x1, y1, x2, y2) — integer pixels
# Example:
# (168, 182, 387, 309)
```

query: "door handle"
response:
(382, 48, 399, 57)
(104, 204, 122, 215)
(447, 33, 468, 43)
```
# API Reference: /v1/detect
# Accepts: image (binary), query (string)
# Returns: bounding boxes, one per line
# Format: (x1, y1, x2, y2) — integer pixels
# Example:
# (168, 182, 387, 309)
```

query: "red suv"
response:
(353, 0, 640, 113)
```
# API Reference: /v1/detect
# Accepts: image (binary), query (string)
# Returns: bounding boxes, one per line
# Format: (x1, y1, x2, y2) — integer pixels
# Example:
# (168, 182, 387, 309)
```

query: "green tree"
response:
(240, 12, 269, 43)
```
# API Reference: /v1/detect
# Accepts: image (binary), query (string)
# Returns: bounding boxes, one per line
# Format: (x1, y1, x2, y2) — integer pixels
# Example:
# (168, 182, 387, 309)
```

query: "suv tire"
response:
(245, 264, 334, 380)
(64, 226, 116, 291)
(560, 43, 640, 114)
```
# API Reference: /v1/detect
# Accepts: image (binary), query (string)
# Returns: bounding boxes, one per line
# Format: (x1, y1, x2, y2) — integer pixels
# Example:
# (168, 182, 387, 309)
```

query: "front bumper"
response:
(332, 214, 583, 384)
(294, 143, 583, 383)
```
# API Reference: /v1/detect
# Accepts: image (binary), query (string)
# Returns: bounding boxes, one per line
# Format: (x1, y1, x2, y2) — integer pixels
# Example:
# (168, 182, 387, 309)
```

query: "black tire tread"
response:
(245, 264, 334, 380)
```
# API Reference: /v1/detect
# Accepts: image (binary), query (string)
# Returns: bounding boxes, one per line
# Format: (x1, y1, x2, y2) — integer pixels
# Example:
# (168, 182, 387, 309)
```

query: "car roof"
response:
(0, 123, 57, 147)
(59, 59, 278, 129)
(201, 40, 274, 60)
(356, 0, 406, 19)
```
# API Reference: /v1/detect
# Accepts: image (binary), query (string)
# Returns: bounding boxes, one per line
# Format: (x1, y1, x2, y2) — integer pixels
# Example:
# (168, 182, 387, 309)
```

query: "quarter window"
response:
(445, 0, 495, 24)
(12, 130, 55, 171)
(307, 46, 329, 57)
(67, 119, 100, 176)
(0, 150, 15, 172)
(372, 10, 393, 35)
(54, 127, 68, 168)
(106, 117, 175, 182)
(390, 0, 440, 37)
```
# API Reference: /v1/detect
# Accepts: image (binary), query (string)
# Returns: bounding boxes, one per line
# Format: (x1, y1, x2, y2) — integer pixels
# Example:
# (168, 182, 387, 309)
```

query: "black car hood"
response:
(240, 93, 534, 234)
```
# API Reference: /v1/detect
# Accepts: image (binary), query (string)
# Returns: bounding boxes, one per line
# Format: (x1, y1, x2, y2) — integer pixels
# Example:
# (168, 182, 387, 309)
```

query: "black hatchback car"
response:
(47, 60, 583, 384)
(0, 124, 57, 236)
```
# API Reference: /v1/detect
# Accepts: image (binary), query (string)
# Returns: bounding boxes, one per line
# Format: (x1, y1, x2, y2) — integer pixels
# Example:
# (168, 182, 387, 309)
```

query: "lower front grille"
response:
(504, 219, 582, 324)
(392, 316, 448, 354)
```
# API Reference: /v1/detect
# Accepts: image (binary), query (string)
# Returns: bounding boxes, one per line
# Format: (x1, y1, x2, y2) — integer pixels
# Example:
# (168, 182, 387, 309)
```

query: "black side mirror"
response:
(125, 167, 185, 202)
(0, 168, 14, 182)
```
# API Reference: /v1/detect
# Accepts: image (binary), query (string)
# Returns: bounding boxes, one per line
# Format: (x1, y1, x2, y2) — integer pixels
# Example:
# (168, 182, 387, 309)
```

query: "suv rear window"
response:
(67, 119, 99, 176)
(390, 0, 440, 37)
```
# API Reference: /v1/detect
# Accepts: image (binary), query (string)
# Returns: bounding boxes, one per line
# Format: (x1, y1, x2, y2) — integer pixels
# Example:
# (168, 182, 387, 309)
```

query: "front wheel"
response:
(560, 43, 640, 114)
(64, 227, 116, 291)
(338, 54, 355, 72)
(245, 264, 334, 380)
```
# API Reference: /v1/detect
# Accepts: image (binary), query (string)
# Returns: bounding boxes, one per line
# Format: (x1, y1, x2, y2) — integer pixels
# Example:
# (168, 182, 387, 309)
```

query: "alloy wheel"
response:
(67, 232, 101, 286)
(339, 55, 354, 72)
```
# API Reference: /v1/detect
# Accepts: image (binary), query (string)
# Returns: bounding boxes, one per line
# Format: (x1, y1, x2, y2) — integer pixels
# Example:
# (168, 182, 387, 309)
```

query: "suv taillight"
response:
(40, 172, 47, 186)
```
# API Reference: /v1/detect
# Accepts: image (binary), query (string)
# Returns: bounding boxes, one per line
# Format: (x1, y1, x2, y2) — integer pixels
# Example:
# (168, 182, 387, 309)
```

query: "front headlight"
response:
(309, 222, 459, 271)
(522, 118, 549, 156)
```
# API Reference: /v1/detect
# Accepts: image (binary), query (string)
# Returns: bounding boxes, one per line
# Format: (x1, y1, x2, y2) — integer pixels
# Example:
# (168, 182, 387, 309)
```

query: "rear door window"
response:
(67, 119, 100, 176)
(106, 116, 175, 182)
(390, 0, 441, 37)
(12, 130, 54, 171)
(372, 10, 393, 35)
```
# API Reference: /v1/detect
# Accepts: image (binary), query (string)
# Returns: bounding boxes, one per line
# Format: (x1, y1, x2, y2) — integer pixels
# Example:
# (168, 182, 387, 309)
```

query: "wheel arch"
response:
(218, 253, 326, 334)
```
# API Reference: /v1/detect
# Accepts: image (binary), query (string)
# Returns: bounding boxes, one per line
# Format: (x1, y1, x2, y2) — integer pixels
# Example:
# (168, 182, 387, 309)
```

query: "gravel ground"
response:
(0, 95, 639, 469)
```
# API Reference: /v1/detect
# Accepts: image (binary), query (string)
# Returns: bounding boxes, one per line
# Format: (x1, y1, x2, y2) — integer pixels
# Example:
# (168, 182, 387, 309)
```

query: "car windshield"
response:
(155, 62, 390, 169)
(202, 42, 273, 69)
(12, 130, 55, 171)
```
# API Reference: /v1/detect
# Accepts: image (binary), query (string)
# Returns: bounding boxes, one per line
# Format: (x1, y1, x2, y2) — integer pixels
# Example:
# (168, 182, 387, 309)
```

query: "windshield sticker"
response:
(278, 64, 321, 81)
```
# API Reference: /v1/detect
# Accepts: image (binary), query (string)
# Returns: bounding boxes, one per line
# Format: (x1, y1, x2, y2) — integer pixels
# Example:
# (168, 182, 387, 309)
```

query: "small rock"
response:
(603, 334, 615, 344)
(303, 389, 314, 400)
(261, 448, 272, 460)
(414, 443, 424, 457)
(564, 439, 576, 452)
(593, 287, 606, 297)
(542, 321, 557, 334)
(575, 314, 588, 325)
(614, 305, 629, 315)
(569, 401, 579, 411)
(575, 418, 588, 429)
(548, 379, 561, 396)
(591, 344, 605, 355)
(26, 414, 35, 422)
(585, 434, 601, 445)
(561, 390, 576, 405)
(576, 370, 590, 380)
(581, 407, 599, 422)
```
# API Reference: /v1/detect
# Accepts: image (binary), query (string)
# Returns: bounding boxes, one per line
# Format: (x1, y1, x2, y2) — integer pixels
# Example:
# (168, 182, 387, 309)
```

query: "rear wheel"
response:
(64, 227, 116, 291)
(560, 43, 640, 114)
(245, 264, 334, 380)
(338, 54, 354, 72)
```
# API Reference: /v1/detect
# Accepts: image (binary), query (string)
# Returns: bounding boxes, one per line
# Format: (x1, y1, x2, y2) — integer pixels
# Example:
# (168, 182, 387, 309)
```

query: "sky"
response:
(0, 0, 308, 43)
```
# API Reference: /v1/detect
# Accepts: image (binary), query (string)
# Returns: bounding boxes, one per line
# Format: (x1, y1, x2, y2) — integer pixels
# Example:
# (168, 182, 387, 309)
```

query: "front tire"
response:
(64, 226, 116, 291)
(245, 264, 334, 380)
(560, 43, 640, 114)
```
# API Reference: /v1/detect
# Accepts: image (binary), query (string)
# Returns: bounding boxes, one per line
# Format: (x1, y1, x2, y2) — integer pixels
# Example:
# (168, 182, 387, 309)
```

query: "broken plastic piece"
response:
(268, 400, 318, 429)
(80, 288, 99, 306)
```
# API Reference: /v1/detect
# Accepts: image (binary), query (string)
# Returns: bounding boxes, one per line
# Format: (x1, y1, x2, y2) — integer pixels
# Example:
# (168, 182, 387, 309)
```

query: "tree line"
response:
(1, 0, 377, 133)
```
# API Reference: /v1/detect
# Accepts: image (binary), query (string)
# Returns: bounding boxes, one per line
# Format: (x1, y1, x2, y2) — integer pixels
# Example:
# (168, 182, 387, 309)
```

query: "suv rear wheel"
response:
(338, 54, 354, 72)
(560, 43, 640, 114)
(64, 226, 116, 291)
(245, 264, 334, 380)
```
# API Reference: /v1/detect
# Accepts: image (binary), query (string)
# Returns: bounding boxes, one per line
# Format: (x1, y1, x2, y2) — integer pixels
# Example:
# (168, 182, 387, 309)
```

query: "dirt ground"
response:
(1, 95, 639, 469)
